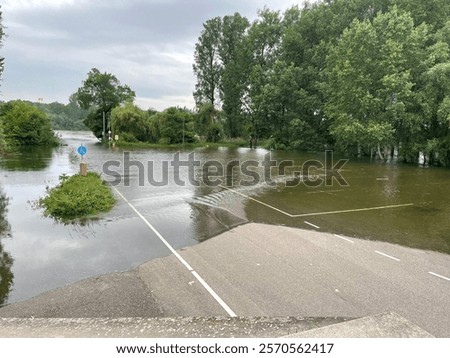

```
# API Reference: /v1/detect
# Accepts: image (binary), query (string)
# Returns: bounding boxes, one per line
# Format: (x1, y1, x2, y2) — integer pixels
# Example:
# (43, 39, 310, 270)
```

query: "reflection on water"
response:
(0, 131, 449, 307)
(0, 146, 54, 171)
(0, 187, 9, 234)
(240, 154, 450, 254)
(0, 187, 13, 307)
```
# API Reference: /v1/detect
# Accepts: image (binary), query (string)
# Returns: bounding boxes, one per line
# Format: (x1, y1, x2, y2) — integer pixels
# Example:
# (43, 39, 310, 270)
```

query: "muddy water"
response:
(0, 131, 448, 306)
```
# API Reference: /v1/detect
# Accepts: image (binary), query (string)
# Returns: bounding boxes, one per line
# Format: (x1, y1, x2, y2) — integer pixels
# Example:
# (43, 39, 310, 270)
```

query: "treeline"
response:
(33, 97, 89, 131)
(111, 104, 196, 144)
(193, 0, 450, 165)
(73, 68, 228, 145)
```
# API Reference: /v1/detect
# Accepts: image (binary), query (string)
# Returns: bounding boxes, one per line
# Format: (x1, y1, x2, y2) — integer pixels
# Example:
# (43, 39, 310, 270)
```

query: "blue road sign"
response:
(77, 145, 87, 156)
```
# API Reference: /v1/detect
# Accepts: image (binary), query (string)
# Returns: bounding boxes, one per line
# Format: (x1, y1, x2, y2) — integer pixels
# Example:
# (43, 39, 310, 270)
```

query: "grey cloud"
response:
(1, 0, 301, 109)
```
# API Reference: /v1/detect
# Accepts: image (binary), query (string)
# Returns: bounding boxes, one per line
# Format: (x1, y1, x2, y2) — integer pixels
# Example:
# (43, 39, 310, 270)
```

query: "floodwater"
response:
(0, 131, 449, 307)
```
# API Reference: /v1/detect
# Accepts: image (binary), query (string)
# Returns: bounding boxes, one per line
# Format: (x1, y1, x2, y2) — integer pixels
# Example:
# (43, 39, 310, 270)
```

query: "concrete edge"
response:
(284, 312, 435, 338)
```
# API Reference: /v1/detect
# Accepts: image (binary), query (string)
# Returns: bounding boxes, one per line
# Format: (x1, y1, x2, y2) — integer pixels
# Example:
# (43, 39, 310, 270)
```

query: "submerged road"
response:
(1, 222, 449, 337)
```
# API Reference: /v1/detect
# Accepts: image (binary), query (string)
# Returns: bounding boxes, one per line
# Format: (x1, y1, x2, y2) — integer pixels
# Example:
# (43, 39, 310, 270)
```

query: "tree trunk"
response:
(377, 143, 385, 160)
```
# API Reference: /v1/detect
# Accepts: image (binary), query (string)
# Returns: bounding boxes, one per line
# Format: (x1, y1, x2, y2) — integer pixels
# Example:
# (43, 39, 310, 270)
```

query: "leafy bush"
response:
(111, 103, 151, 142)
(40, 172, 116, 221)
(206, 122, 223, 143)
(0, 100, 58, 146)
(149, 107, 196, 144)
(118, 132, 139, 143)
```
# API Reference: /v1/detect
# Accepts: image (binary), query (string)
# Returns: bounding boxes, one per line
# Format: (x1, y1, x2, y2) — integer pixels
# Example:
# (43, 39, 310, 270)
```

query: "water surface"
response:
(0, 131, 448, 307)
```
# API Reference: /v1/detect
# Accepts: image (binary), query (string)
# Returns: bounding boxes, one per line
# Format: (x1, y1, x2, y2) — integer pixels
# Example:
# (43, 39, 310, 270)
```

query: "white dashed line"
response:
(114, 188, 237, 317)
(375, 251, 401, 262)
(304, 221, 320, 229)
(429, 272, 450, 282)
(334, 234, 355, 244)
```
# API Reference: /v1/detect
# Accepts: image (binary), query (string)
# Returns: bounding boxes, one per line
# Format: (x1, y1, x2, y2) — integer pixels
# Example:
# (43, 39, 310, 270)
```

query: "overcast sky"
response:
(0, 0, 302, 111)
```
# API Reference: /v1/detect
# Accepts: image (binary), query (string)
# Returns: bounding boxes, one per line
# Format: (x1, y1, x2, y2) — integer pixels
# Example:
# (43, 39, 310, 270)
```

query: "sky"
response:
(0, 0, 302, 111)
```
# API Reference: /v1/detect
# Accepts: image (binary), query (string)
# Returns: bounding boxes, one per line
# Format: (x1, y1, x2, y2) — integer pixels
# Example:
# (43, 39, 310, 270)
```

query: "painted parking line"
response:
(219, 185, 413, 218)
(334, 234, 355, 244)
(375, 251, 401, 262)
(304, 221, 320, 229)
(114, 188, 237, 317)
(429, 272, 450, 282)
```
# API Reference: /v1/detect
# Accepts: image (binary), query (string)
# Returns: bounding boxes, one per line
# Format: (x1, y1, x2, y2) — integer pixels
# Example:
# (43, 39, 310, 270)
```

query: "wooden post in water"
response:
(80, 162, 88, 177)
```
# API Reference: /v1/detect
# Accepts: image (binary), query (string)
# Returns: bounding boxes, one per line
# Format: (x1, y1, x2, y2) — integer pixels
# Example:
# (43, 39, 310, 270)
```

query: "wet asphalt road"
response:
(1, 223, 449, 337)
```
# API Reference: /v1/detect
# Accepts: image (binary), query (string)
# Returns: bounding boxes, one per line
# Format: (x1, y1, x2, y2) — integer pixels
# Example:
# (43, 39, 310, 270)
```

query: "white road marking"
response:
(304, 221, 320, 229)
(219, 185, 292, 216)
(375, 251, 401, 262)
(219, 185, 413, 218)
(334, 234, 355, 244)
(429, 272, 450, 282)
(114, 188, 237, 317)
(290, 203, 415, 218)
(306, 190, 345, 195)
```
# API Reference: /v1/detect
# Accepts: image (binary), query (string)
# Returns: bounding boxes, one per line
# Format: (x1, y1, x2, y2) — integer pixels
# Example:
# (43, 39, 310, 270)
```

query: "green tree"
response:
(243, 8, 283, 144)
(111, 103, 150, 142)
(196, 103, 224, 143)
(193, 17, 222, 107)
(0, 101, 57, 146)
(74, 68, 135, 139)
(279, 1, 393, 151)
(419, 46, 450, 165)
(190, 0, 450, 165)
(195, 102, 217, 139)
(324, 8, 428, 158)
(394, 0, 450, 29)
(219, 13, 250, 137)
(150, 107, 196, 144)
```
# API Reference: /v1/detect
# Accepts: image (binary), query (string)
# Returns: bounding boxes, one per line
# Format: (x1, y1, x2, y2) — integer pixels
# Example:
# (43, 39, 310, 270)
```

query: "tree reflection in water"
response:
(0, 187, 13, 307)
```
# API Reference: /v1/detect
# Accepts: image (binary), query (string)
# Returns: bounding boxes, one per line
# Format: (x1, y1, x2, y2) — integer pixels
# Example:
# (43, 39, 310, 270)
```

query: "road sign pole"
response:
(77, 144, 88, 177)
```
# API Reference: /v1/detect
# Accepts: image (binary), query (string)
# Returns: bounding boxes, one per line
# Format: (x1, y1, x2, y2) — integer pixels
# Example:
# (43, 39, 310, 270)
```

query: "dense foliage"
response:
(149, 107, 196, 144)
(40, 172, 116, 221)
(193, 0, 450, 165)
(74, 68, 135, 140)
(0, 101, 58, 146)
(111, 105, 197, 145)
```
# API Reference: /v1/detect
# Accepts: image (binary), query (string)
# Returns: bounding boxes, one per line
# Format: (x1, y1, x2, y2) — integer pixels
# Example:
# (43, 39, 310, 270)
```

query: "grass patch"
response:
(40, 172, 116, 221)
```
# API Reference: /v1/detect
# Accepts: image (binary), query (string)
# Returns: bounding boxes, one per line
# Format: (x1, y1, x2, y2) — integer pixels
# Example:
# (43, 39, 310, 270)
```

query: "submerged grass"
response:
(40, 172, 116, 221)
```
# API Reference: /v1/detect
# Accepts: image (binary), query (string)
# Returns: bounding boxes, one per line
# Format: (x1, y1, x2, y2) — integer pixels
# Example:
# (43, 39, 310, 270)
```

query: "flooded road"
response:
(0, 131, 449, 307)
